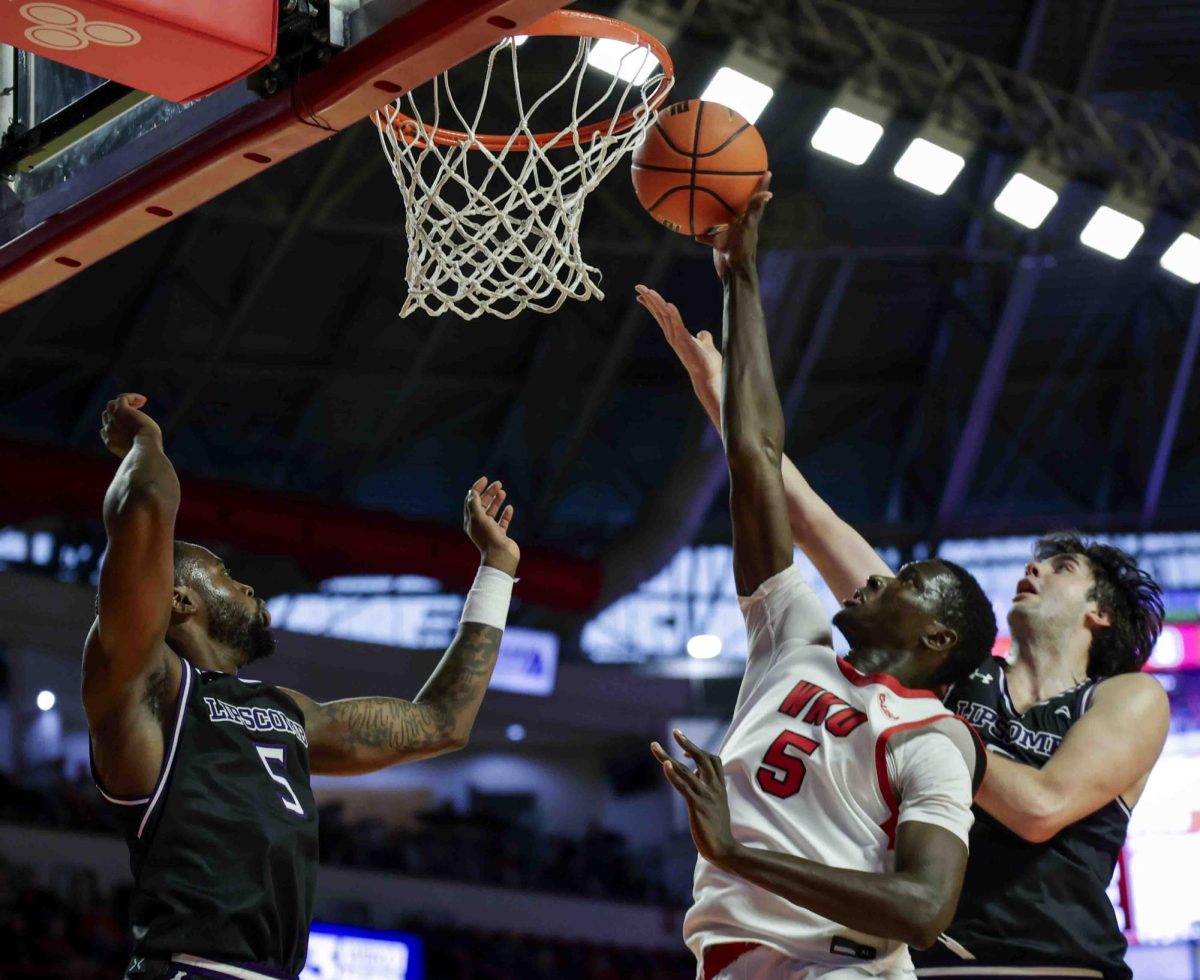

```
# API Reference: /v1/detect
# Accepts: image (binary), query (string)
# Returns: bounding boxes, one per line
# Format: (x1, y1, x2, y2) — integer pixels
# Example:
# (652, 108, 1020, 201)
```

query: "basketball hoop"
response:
(374, 9, 674, 320)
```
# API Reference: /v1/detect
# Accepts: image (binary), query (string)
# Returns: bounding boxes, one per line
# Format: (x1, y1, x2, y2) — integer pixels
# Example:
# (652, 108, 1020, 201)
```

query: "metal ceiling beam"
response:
(270, 236, 407, 487)
(1140, 292, 1200, 528)
(1073, 0, 1123, 99)
(882, 0, 1049, 527)
(693, 0, 1200, 212)
(482, 317, 562, 487)
(993, 269, 1160, 510)
(780, 257, 856, 426)
(933, 257, 1043, 535)
(533, 239, 683, 521)
(67, 223, 207, 445)
(593, 247, 822, 611)
(160, 129, 361, 441)
(347, 317, 453, 492)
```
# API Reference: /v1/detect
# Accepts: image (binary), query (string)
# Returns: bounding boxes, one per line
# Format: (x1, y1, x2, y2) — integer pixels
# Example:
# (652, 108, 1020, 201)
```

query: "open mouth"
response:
(842, 589, 865, 608)
(259, 603, 272, 628)
(1013, 579, 1037, 600)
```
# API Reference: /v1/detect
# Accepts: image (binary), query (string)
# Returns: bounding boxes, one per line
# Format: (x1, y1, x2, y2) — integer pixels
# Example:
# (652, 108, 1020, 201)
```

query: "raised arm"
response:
(84, 394, 183, 798)
(84, 395, 179, 727)
(636, 286, 891, 600)
(653, 731, 967, 950)
(280, 478, 519, 775)
(689, 175, 792, 596)
(975, 672, 1168, 842)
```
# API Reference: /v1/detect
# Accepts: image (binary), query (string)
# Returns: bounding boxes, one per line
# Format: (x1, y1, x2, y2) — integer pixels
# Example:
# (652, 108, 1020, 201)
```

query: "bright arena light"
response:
(506, 723, 526, 742)
(994, 172, 1060, 230)
(1160, 226, 1200, 284)
(811, 107, 885, 166)
(701, 67, 775, 124)
(1149, 627, 1185, 670)
(686, 634, 723, 660)
(893, 137, 967, 195)
(586, 38, 659, 85)
(1080, 202, 1146, 260)
(36, 690, 56, 712)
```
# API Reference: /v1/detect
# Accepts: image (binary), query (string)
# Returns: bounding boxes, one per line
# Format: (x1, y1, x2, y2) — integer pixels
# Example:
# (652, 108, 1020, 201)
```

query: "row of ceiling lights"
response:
(573, 15, 1200, 286)
(807, 87, 1199, 283)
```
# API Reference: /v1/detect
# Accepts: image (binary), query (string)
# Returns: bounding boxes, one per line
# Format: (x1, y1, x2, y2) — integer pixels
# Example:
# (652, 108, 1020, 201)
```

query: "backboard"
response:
(0, 0, 569, 313)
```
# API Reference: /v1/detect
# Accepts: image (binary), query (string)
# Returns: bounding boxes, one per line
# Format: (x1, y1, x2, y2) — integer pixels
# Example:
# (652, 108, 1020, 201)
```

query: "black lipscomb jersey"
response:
(912, 656, 1131, 980)
(92, 656, 319, 978)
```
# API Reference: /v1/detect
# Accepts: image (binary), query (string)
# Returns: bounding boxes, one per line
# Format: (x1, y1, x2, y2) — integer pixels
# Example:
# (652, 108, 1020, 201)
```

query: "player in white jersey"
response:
(642, 174, 997, 980)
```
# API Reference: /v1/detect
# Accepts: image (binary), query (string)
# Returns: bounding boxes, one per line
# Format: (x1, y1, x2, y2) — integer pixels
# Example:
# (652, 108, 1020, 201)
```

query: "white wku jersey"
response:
(684, 565, 986, 975)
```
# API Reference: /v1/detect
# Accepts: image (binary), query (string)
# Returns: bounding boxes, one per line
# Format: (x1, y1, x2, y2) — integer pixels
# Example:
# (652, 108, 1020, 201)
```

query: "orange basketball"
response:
(631, 99, 768, 236)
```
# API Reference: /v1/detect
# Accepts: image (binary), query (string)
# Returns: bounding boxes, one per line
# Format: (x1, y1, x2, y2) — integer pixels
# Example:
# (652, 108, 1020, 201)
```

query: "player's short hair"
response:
(93, 542, 206, 616)
(931, 559, 998, 687)
(1033, 532, 1164, 677)
(173, 541, 206, 589)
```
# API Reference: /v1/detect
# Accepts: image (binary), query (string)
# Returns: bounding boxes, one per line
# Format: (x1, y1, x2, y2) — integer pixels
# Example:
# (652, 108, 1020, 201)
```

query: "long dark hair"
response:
(1033, 532, 1164, 678)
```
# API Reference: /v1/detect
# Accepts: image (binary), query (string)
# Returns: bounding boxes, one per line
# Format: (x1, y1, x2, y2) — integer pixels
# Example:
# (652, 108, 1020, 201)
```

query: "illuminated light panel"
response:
(994, 172, 1060, 229)
(1080, 204, 1146, 260)
(37, 690, 56, 711)
(893, 137, 967, 195)
(701, 67, 774, 124)
(506, 723, 526, 742)
(686, 634, 723, 659)
(586, 38, 658, 85)
(811, 107, 885, 166)
(1160, 229, 1200, 284)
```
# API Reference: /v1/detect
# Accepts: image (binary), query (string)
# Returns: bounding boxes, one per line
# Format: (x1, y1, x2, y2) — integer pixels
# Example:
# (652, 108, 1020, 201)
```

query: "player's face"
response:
(1008, 552, 1098, 634)
(833, 561, 954, 652)
(194, 550, 276, 664)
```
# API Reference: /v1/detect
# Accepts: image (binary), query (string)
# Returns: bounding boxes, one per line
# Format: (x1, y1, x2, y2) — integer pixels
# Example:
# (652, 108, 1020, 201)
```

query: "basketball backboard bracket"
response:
(0, 0, 569, 313)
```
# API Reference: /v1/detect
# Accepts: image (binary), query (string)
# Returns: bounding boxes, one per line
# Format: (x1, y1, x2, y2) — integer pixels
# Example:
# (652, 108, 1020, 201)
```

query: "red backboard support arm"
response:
(0, 0, 567, 312)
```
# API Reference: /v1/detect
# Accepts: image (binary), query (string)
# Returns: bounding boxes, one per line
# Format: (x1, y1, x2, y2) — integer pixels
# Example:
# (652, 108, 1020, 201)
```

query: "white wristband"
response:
(460, 564, 514, 631)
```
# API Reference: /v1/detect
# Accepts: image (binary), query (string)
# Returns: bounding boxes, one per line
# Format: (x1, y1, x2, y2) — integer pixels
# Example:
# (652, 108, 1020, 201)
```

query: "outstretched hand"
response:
(635, 285, 723, 416)
(101, 393, 163, 459)
(695, 172, 773, 281)
(463, 477, 520, 577)
(651, 729, 739, 870)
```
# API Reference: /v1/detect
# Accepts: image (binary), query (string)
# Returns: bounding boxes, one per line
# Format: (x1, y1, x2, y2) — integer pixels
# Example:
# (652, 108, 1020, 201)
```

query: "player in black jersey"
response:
(87, 392, 522, 980)
(644, 296, 1170, 980)
(919, 533, 1166, 980)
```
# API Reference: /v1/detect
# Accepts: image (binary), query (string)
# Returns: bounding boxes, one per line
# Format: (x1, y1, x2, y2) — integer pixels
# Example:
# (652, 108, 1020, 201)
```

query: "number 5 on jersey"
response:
(756, 731, 820, 799)
(255, 744, 305, 815)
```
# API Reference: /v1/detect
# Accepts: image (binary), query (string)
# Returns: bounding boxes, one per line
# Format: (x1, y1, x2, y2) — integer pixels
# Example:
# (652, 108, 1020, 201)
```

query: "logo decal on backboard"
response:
(19, 3, 141, 51)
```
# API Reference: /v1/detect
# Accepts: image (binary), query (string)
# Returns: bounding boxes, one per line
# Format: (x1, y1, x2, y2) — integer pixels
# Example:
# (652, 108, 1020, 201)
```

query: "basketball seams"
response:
(694, 121, 753, 158)
(632, 100, 767, 235)
(632, 163, 767, 177)
(688, 101, 705, 236)
(652, 117, 695, 158)
(691, 186, 738, 219)
(644, 185, 692, 214)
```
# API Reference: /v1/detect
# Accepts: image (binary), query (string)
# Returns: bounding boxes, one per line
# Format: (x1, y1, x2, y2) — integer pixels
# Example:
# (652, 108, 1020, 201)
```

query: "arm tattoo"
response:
(322, 623, 502, 760)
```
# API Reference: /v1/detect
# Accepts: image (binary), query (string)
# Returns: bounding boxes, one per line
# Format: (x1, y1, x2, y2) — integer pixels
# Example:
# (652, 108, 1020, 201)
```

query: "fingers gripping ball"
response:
(631, 100, 768, 236)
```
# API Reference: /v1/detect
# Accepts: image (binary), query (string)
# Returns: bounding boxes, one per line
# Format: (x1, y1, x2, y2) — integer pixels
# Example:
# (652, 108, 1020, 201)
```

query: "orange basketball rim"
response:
(374, 8, 675, 152)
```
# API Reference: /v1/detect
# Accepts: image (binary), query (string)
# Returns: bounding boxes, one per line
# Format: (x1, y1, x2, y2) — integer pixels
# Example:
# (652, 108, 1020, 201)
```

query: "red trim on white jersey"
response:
(836, 656, 939, 700)
(873, 715, 989, 848)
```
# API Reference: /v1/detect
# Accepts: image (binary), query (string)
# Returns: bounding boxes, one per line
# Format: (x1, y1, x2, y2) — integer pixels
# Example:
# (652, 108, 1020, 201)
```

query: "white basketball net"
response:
(375, 35, 669, 320)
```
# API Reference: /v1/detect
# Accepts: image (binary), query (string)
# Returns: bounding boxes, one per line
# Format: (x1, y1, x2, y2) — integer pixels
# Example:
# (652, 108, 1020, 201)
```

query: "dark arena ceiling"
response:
(2, 0, 1199, 628)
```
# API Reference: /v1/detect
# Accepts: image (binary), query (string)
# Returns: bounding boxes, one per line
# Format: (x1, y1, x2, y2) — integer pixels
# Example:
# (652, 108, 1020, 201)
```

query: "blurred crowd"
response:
(0, 851, 693, 980)
(0, 856, 127, 979)
(0, 765, 692, 977)
(317, 799, 681, 905)
(0, 765, 685, 906)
